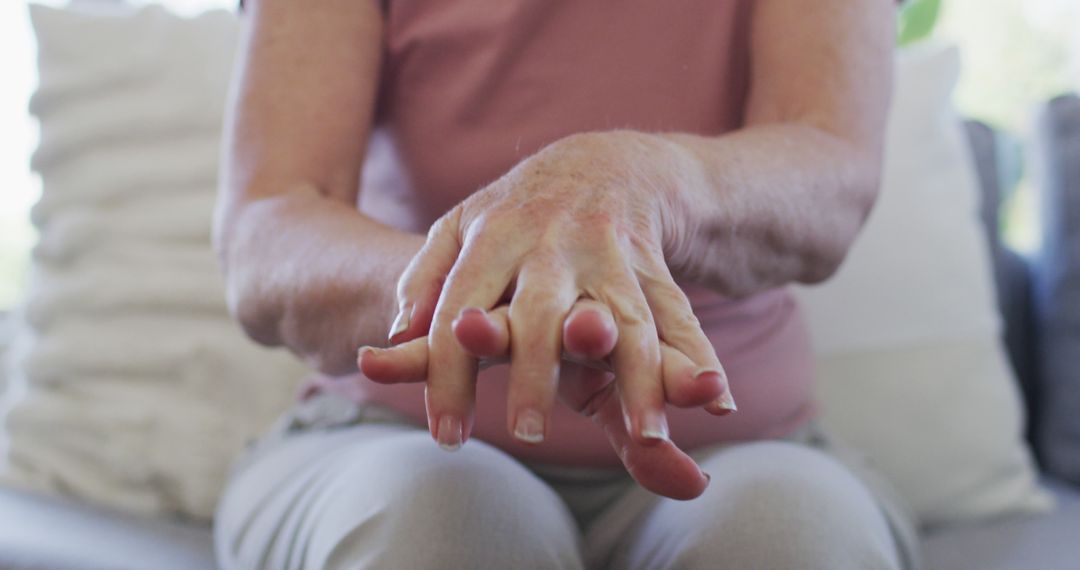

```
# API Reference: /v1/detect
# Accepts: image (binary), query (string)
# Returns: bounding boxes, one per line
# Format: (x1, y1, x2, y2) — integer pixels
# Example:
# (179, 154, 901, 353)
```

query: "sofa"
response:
(2, 1, 1079, 564)
(0, 103, 1078, 568)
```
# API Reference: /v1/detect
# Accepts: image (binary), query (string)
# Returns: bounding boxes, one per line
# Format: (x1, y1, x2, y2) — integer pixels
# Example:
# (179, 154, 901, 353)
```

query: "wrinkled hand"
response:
(358, 132, 737, 499)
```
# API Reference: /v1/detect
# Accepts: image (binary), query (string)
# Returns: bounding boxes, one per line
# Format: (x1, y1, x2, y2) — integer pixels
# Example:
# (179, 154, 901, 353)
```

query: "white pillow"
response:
(0, 4, 305, 519)
(796, 42, 1052, 528)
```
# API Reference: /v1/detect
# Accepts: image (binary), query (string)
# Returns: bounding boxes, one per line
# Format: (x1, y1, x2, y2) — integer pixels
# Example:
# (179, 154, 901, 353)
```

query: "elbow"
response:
(799, 172, 882, 285)
(224, 268, 285, 348)
(798, 244, 851, 285)
(221, 248, 361, 376)
(224, 271, 356, 376)
(214, 195, 285, 348)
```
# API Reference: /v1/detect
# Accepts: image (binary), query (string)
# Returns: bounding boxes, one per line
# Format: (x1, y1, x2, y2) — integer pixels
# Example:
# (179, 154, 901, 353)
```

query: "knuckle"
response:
(523, 245, 566, 271)
(604, 291, 652, 328)
(509, 290, 566, 325)
(463, 209, 510, 240)
(665, 307, 702, 333)
(428, 205, 462, 239)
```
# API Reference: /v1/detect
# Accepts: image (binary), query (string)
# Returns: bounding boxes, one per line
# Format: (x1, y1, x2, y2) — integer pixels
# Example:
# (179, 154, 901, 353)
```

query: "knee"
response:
(680, 442, 901, 570)
(303, 433, 581, 569)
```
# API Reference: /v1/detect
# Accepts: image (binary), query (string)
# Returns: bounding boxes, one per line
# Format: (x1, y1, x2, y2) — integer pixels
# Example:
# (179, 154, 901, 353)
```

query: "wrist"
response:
(644, 133, 715, 280)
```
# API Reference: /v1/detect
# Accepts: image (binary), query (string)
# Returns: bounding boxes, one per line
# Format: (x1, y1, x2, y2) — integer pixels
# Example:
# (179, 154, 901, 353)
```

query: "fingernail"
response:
(716, 390, 738, 413)
(388, 306, 411, 341)
(693, 367, 726, 385)
(640, 409, 669, 441)
(437, 415, 463, 451)
(513, 408, 546, 444)
(704, 472, 712, 483)
(357, 345, 378, 362)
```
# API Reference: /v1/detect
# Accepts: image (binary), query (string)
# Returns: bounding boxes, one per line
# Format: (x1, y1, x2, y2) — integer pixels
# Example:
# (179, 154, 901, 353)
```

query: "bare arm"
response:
(659, 0, 895, 296)
(214, 0, 424, 375)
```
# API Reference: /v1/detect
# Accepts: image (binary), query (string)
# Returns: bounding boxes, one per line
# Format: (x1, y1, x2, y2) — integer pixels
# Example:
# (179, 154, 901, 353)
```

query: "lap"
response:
(215, 397, 920, 570)
(215, 421, 583, 570)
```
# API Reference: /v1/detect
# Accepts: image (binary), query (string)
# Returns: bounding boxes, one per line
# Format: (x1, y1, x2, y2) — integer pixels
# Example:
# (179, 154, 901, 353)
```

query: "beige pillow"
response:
(796, 42, 1052, 528)
(0, 4, 304, 519)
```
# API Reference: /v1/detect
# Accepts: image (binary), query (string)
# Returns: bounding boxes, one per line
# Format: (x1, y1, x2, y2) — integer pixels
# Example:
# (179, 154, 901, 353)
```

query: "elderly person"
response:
(213, 1, 919, 568)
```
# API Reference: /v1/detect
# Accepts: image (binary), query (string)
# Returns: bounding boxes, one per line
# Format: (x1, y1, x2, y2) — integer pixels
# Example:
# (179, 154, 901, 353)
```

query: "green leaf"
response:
(898, 0, 941, 45)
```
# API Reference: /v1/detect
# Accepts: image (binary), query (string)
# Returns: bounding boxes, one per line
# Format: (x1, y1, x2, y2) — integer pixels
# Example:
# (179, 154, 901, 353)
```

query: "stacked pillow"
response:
(0, 4, 304, 519)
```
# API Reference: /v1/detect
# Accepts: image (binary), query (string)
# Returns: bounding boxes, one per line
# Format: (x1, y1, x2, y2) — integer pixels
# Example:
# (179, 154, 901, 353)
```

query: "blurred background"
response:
(1, 0, 1076, 308)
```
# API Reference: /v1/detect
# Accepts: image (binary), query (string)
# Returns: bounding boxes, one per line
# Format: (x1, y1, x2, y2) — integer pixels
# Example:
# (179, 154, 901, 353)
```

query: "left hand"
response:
(359, 132, 737, 499)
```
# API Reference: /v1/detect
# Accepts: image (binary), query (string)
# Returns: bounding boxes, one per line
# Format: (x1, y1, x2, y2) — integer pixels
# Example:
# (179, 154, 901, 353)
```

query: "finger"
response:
(506, 260, 578, 445)
(390, 209, 463, 345)
(454, 296, 615, 370)
(592, 274, 668, 447)
(638, 262, 736, 415)
(660, 342, 725, 408)
(556, 361, 617, 412)
(370, 305, 508, 386)
(561, 365, 709, 500)
(453, 305, 510, 361)
(357, 338, 428, 383)
(703, 389, 738, 416)
(562, 298, 618, 362)
(425, 237, 518, 451)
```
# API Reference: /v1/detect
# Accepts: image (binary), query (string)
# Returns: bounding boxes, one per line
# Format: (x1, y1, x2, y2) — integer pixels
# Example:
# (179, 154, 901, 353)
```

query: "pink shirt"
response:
(319, 0, 817, 467)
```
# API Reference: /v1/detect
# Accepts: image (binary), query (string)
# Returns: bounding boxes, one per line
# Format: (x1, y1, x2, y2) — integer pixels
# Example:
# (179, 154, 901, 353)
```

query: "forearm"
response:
(214, 0, 399, 374)
(657, 124, 882, 297)
(215, 187, 424, 375)
(654, 0, 894, 297)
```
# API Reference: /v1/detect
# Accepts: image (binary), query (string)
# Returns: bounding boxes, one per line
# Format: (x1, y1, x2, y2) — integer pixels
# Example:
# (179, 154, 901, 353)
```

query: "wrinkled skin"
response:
(359, 133, 735, 500)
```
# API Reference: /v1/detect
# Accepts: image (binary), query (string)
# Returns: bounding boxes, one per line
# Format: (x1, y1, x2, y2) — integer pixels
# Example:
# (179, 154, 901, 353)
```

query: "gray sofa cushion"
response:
(1032, 94, 1080, 484)
(2, 478, 1079, 570)
(921, 477, 1080, 570)
(0, 486, 214, 570)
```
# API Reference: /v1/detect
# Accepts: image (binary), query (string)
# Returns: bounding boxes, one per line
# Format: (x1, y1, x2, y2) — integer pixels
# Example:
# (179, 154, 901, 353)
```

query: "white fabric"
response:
(796, 42, 1051, 528)
(0, 4, 305, 519)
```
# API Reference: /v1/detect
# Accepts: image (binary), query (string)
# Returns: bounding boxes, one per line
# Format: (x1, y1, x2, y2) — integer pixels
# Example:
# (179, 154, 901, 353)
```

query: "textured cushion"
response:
(1031, 94, 1080, 485)
(795, 42, 1050, 528)
(0, 4, 304, 519)
(921, 477, 1080, 570)
(0, 487, 214, 570)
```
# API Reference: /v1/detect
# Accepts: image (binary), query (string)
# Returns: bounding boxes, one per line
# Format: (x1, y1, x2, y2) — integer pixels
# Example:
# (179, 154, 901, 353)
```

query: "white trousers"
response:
(215, 398, 921, 570)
